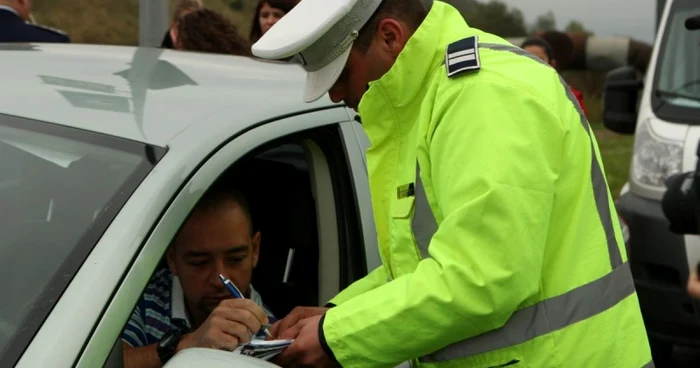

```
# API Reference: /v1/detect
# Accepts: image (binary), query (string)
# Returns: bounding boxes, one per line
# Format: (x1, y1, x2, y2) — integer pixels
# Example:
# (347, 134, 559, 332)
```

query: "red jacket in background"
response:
(570, 86, 587, 117)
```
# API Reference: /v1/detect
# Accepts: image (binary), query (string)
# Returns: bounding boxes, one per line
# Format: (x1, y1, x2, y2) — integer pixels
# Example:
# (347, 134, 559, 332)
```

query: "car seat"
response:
(230, 156, 319, 319)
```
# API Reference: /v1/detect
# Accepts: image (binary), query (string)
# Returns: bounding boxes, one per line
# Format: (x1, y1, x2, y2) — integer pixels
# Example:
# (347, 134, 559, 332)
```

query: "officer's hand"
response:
(179, 299, 269, 351)
(688, 264, 700, 300)
(268, 306, 329, 339)
(272, 315, 339, 368)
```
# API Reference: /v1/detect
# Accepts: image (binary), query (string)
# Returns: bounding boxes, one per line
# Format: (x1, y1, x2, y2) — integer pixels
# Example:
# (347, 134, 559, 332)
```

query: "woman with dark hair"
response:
(249, 0, 299, 44)
(161, 0, 204, 49)
(172, 8, 253, 57)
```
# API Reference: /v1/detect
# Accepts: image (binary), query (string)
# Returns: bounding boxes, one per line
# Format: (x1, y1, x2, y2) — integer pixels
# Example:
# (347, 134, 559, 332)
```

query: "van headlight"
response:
(631, 118, 683, 194)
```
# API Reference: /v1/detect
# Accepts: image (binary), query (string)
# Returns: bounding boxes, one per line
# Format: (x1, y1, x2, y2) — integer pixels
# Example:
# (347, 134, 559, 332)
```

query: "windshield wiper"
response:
(655, 89, 700, 103)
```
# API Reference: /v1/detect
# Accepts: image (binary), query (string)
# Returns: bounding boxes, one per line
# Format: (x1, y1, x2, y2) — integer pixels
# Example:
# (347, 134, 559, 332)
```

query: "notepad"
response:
(234, 339, 294, 361)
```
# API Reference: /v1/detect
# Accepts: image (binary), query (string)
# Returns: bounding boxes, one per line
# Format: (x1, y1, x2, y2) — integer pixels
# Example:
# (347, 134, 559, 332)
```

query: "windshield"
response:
(652, 0, 700, 123)
(0, 114, 165, 365)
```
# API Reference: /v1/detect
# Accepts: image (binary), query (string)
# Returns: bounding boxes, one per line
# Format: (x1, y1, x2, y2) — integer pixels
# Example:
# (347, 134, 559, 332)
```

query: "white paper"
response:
(234, 339, 293, 361)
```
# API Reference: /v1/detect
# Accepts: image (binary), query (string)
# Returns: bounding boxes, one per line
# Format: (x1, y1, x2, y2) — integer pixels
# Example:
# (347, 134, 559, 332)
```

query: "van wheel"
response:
(649, 338, 673, 366)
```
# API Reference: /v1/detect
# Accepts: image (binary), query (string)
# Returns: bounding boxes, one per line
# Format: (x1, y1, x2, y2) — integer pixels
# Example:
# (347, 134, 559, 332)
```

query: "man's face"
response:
(523, 45, 552, 66)
(167, 201, 260, 316)
(327, 50, 376, 110)
(327, 18, 410, 110)
(259, 2, 286, 36)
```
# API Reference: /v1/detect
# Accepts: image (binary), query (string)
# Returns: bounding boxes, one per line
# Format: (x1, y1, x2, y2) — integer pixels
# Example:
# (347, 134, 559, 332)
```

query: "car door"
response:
(64, 106, 376, 367)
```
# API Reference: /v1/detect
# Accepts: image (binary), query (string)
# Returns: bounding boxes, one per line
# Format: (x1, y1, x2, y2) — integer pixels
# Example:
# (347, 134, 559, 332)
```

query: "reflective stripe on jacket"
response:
(324, 2, 652, 367)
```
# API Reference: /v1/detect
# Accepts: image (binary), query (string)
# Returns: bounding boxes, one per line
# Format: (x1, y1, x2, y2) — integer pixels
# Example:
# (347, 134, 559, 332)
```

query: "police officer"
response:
(0, 0, 70, 43)
(253, 0, 653, 367)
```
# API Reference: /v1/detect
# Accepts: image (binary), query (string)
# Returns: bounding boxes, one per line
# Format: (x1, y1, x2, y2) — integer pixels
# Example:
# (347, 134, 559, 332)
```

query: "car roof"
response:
(0, 43, 337, 147)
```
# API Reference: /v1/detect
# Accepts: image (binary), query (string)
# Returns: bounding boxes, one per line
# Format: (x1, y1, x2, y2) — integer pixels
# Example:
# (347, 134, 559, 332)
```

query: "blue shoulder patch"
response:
(445, 35, 481, 78)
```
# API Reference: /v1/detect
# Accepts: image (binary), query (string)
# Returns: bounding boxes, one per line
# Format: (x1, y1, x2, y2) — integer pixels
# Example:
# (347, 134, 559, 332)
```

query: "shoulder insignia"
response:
(445, 35, 481, 78)
(29, 23, 69, 37)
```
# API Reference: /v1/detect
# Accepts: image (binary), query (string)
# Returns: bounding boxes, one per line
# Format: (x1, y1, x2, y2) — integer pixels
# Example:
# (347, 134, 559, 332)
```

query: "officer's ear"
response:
(375, 18, 408, 58)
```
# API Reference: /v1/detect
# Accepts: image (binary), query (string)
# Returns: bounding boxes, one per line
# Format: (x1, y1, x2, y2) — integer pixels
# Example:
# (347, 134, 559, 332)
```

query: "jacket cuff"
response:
(318, 313, 338, 363)
(324, 302, 336, 308)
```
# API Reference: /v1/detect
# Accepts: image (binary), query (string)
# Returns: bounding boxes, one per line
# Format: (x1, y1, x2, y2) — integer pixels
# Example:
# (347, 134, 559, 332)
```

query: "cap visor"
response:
(303, 46, 352, 103)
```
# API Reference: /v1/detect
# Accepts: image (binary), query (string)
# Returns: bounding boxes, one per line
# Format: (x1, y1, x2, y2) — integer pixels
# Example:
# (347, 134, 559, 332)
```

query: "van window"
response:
(652, 0, 700, 123)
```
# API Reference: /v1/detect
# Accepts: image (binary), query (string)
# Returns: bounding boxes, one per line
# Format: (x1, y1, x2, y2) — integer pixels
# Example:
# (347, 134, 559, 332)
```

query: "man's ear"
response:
(550, 58, 558, 70)
(375, 19, 407, 57)
(166, 246, 178, 276)
(169, 26, 179, 48)
(252, 231, 261, 268)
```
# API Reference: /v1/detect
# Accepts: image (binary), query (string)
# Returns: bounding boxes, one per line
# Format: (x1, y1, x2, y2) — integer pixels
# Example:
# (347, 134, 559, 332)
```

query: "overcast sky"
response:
(497, 0, 658, 43)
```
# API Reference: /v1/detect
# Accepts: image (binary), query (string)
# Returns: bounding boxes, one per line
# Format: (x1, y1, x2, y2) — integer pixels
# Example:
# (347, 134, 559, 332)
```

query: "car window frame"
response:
(339, 118, 381, 274)
(650, 0, 700, 124)
(73, 106, 356, 367)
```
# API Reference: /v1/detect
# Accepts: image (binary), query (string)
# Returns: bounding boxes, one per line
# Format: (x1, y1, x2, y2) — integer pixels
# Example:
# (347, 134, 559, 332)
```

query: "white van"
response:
(602, 0, 700, 363)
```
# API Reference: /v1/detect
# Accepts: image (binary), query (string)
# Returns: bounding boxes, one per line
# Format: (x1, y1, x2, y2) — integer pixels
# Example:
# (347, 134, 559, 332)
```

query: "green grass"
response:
(31, 0, 257, 45)
(591, 120, 635, 199)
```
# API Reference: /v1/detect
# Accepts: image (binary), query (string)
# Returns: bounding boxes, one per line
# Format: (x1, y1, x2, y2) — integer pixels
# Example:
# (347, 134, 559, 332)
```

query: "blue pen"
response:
(218, 274, 273, 338)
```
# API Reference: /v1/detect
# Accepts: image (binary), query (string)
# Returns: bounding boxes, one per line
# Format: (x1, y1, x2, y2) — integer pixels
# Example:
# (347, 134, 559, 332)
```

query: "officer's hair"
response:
(520, 37, 554, 62)
(354, 0, 429, 53)
(194, 180, 254, 236)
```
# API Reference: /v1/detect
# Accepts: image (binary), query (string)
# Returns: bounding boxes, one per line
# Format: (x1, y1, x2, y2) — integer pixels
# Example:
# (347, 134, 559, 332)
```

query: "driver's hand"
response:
(268, 306, 329, 339)
(179, 299, 269, 351)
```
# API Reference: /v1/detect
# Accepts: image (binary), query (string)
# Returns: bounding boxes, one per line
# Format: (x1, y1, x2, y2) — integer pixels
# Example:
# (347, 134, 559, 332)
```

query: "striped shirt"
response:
(121, 267, 276, 347)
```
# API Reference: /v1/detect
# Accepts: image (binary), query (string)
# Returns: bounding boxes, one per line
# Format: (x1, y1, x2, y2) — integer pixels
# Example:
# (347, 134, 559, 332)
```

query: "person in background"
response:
(539, 31, 589, 117)
(521, 36, 588, 117)
(248, 0, 299, 44)
(688, 264, 700, 299)
(161, 0, 203, 49)
(0, 0, 70, 43)
(171, 8, 252, 56)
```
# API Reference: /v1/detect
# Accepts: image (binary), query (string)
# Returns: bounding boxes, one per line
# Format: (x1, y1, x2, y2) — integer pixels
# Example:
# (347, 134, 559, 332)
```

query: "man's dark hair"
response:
(354, 0, 430, 53)
(176, 9, 253, 56)
(195, 181, 254, 236)
(521, 37, 554, 62)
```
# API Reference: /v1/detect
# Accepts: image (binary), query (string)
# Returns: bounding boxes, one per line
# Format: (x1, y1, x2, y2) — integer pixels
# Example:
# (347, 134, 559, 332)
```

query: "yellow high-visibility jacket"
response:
(321, 2, 652, 367)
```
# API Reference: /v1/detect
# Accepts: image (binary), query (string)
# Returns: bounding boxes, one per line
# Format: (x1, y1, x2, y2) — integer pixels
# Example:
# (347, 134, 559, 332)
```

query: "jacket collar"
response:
(356, 2, 468, 148)
(359, 2, 463, 112)
(0, 6, 19, 18)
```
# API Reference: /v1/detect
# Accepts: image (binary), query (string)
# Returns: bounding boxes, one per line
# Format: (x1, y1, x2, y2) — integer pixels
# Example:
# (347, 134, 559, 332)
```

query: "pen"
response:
(283, 248, 295, 283)
(218, 274, 273, 338)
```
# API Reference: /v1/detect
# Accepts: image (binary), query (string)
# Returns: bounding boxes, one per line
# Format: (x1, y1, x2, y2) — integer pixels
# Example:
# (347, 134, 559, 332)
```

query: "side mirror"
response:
(602, 66, 643, 134)
(686, 14, 700, 30)
(163, 348, 281, 368)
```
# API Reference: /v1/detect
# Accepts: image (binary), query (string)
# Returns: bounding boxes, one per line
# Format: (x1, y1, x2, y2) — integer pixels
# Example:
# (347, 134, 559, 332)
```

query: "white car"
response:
(0, 43, 382, 367)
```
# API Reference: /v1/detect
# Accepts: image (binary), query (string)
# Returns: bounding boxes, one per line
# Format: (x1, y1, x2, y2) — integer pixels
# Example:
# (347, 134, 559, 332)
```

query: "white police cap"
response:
(252, 0, 383, 103)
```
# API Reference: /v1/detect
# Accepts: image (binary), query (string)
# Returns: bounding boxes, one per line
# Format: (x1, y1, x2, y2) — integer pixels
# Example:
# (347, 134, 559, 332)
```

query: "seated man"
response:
(121, 183, 275, 367)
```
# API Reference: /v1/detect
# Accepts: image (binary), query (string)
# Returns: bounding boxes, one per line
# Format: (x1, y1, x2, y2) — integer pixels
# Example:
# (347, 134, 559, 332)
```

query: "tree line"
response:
(443, 0, 594, 37)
